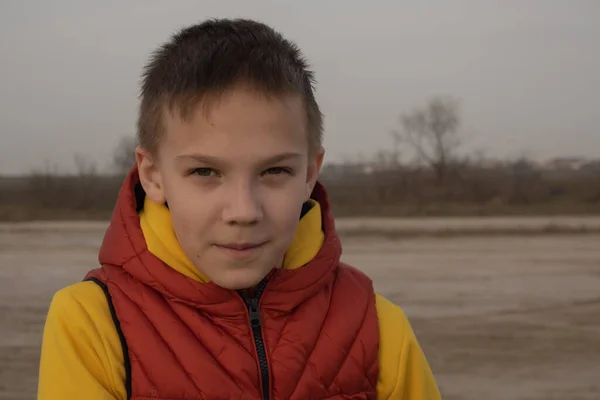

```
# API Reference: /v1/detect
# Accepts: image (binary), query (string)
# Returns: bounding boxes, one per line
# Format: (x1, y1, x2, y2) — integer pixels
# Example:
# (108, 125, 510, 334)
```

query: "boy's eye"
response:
(191, 167, 217, 177)
(263, 167, 291, 176)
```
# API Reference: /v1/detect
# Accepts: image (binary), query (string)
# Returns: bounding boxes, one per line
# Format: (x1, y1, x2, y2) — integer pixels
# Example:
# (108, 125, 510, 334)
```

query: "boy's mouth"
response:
(213, 241, 268, 258)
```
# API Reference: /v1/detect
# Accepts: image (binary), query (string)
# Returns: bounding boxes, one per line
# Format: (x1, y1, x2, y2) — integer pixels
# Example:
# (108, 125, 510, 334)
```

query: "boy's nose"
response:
(221, 184, 264, 225)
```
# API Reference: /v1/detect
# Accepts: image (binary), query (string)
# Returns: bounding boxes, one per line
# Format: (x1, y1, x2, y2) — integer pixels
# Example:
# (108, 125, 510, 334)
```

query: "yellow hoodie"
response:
(38, 199, 441, 399)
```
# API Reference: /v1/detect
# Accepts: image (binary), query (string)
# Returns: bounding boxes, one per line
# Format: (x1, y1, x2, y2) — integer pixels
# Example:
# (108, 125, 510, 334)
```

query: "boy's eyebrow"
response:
(261, 152, 304, 165)
(175, 152, 304, 166)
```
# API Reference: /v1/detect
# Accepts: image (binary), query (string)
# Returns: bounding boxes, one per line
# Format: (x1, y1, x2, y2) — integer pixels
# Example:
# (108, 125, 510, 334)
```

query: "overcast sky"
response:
(1, 1, 599, 175)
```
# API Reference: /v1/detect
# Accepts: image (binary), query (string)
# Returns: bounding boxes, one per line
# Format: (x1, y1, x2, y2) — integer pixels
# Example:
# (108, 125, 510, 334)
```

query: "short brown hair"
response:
(137, 18, 323, 156)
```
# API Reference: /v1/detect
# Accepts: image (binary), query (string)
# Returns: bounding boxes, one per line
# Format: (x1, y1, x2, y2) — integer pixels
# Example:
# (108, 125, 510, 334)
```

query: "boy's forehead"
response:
(203, 89, 305, 125)
(161, 89, 310, 155)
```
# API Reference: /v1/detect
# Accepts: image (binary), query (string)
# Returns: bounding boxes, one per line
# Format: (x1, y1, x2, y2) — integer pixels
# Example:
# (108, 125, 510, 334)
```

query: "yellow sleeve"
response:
(37, 281, 127, 400)
(375, 294, 441, 400)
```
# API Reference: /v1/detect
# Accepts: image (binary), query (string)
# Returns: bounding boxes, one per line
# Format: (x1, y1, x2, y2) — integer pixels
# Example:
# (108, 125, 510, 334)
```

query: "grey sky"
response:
(1, 1, 598, 175)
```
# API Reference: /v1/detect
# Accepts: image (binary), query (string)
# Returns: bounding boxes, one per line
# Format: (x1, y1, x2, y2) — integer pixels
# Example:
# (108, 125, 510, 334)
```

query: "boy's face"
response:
(137, 87, 324, 290)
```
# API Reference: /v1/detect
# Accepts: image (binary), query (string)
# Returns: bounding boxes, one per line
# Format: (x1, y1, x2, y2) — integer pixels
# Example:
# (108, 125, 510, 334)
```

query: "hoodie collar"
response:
(138, 196, 325, 283)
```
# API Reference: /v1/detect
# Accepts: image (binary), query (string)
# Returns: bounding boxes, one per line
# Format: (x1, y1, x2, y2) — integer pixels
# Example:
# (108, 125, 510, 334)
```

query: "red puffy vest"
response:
(86, 169, 379, 400)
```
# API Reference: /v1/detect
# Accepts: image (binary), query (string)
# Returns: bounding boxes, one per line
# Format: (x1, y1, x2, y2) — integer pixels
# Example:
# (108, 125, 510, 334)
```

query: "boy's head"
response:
(135, 18, 325, 290)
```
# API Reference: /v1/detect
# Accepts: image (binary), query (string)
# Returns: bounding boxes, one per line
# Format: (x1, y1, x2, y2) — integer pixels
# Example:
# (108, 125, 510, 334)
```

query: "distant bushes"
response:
(320, 160, 600, 217)
(0, 172, 121, 221)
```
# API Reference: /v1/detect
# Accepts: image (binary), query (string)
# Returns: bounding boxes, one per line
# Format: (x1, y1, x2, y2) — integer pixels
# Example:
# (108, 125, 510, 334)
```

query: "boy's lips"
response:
(213, 241, 268, 258)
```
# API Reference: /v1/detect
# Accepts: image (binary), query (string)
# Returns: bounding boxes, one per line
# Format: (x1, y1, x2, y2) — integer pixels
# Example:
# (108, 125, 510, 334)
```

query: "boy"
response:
(38, 18, 441, 400)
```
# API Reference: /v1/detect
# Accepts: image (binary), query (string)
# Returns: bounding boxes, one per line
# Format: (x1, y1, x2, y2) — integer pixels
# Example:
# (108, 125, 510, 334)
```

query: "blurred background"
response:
(1, 1, 599, 399)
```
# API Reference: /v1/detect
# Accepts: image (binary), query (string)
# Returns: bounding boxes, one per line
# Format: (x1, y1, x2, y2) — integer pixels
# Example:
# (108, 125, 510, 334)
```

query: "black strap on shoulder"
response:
(85, 277, 132, 400)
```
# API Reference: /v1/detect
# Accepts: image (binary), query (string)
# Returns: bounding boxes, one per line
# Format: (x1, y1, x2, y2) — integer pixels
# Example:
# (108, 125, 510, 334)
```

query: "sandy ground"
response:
(1, 220, 599, 399)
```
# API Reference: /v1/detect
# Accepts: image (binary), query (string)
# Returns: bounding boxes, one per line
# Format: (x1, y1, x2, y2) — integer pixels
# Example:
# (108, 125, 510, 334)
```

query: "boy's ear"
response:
(136, 146, 166, 204)
(306, 147, 325, 200)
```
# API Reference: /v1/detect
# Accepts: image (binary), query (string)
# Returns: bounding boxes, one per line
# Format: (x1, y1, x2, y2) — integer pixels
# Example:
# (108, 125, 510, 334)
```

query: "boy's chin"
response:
(208, 269, 271, 292)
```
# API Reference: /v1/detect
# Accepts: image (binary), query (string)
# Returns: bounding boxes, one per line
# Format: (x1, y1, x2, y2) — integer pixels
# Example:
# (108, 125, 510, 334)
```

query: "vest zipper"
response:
(243, 280, 270, 400)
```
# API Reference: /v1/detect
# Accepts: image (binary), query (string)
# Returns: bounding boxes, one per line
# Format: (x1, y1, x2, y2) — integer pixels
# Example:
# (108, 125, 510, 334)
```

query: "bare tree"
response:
(113, 136, 137, 175)
(392, 96, 462, 184)
(73, 153, 97, 178)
